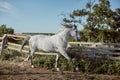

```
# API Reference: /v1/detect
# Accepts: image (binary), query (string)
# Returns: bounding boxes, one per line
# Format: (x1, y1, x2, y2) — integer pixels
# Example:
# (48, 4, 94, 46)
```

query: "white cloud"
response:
(0, 0, 15, 14)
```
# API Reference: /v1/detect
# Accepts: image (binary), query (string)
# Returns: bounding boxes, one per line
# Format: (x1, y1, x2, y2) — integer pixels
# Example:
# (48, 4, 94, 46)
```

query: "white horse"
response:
(20, 24, 80, 71)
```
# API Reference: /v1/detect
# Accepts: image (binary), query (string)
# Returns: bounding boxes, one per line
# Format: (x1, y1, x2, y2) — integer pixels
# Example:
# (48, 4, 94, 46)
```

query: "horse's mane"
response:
(62, 24, 73, 28)
(56, 24, 73, 34)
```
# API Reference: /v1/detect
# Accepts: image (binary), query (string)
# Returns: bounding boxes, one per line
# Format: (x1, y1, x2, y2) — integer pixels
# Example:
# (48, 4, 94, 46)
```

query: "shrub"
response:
(33, 55, 55, 69)
(1, 49, 120, 75)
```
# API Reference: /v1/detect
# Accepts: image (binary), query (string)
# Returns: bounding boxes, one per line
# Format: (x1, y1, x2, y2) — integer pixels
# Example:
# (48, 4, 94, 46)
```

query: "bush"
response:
(33, 55, 55, 69)
(1, 49, 120, 75)
(0, 50, 22, 62)
(32, 54, 120, 75)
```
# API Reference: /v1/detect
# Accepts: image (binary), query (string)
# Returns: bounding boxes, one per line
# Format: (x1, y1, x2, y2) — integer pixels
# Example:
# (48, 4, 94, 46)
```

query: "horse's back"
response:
(29, 35, 55, 52)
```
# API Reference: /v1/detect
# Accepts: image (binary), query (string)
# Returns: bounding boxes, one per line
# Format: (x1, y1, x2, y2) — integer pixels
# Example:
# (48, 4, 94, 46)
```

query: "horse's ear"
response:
(73, 24, 77, 29)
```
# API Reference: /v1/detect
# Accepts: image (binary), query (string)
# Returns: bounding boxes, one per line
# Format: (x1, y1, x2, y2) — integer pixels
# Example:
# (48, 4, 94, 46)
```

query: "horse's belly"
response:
(37, 41, 55, 52)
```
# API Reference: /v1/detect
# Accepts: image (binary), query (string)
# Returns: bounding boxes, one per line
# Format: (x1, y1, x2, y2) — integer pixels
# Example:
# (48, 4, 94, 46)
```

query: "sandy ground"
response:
(0, 60, 120, 80)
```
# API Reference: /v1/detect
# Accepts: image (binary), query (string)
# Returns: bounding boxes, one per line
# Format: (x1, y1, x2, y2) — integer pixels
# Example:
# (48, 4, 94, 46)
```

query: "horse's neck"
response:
(56, 29, 70, 42)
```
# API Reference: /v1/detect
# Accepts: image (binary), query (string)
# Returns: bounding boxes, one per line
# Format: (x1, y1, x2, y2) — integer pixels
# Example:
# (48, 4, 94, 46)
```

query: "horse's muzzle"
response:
(76, 37, 80, 42)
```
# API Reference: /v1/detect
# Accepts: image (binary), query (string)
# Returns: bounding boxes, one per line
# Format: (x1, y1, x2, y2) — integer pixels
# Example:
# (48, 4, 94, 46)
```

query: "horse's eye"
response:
(75, 30, 77, 33)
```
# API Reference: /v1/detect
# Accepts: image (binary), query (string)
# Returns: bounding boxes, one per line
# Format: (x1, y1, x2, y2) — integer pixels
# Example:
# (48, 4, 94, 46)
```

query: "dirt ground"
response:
(0, 60, 120, 80)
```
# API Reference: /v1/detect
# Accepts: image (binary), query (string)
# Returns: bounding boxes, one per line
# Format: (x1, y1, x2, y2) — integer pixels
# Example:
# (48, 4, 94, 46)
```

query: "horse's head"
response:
(63, 24, 80, 41)
(70, 24, 80, 41)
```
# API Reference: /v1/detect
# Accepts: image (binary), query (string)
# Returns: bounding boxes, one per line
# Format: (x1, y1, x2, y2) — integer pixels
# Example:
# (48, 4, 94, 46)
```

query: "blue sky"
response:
(0, 0, 120, 33)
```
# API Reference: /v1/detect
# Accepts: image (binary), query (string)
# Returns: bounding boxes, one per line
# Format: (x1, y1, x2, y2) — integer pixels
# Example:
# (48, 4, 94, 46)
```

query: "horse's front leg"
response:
(58, 47, 78, 72)
(58, 47, 71, 61)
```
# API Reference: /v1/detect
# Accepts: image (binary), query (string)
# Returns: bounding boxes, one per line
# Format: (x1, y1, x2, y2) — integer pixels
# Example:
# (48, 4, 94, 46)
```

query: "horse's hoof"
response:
(73, 66, 79, 72)
(75, 66, 79, 71)
(24, 59, 28, 62)
(56, 68, 60, 72)
(19, 62, 24, 66)
(31, 65, 34, 68)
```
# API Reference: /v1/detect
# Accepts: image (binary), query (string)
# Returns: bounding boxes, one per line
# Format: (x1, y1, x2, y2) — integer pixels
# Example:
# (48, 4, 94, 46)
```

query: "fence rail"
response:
(0, 34, 120, 59)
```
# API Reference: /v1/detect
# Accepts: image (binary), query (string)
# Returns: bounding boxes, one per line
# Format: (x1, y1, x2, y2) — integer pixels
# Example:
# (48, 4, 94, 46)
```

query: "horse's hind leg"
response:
(24, 50, 31, 61)
(29, 49, 35, 68)
(24, 49, 35, 68)
(55, 53, 60, 71)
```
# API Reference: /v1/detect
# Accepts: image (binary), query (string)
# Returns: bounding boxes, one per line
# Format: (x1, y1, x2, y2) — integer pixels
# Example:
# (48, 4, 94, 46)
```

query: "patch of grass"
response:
(0, 49, 23, 62)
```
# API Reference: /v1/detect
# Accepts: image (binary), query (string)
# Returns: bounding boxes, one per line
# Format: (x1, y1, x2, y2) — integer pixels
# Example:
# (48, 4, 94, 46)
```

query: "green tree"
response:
(0, 24, 14, 36)
(63, 0, 120, 42)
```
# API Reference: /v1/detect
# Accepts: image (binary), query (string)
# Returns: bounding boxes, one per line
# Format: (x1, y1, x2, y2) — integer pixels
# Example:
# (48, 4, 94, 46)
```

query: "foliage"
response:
(63, 0, 120, 42)
(33, 55, 55, 69)
(0, 24, 18, 43)
(32, 56, 120, 75)
(0, 24, 14, 36)
(1, 49, 120, 75)
(0, 50, 22, 62)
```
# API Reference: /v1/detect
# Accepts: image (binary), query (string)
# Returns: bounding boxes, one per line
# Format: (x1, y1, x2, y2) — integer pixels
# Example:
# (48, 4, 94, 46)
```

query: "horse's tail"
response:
(20, 35, 31, 53)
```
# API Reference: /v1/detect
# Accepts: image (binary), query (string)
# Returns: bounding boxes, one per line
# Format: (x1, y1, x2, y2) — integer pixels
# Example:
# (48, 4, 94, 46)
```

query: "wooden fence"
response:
(69, 42, 120, 59)
(0, 34, 120, 59)
(0, 34, 57, 56)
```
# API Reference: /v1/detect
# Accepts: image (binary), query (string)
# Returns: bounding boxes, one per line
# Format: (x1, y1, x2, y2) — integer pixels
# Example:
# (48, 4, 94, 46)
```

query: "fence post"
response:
(0, 34, 8, 55)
